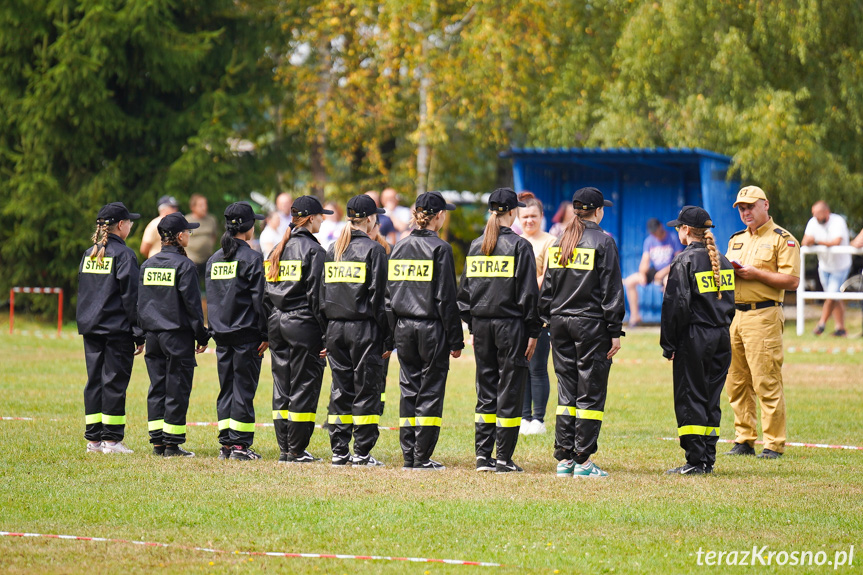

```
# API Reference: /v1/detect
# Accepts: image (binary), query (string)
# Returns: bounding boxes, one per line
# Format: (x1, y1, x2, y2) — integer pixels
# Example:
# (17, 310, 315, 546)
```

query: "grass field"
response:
(1, 310, 862, 574)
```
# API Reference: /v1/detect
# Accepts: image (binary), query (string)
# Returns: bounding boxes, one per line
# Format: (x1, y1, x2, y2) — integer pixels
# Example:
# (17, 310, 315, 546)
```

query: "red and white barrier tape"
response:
(0, 531, 503, 567)
(787, 346, 861, 355)
(0, 418, 400, 432)
(1, 417, 34, 421)
(660, 437, 863, 451)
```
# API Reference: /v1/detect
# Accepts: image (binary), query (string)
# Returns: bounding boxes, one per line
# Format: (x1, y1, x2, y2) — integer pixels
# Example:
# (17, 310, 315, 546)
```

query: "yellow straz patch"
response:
(547, 247, 596, 270)
(324, 262, 366, 283)
(732, 243, 743, 250)
(210, 261, 237, 280)
(142, 268, 176, 286)
(465, 256, 515, 278)
(695, 269, 735, 293)
(82, 257, 113, 274)
(264, 260, 301, 282)
(389, 259, 433, 281)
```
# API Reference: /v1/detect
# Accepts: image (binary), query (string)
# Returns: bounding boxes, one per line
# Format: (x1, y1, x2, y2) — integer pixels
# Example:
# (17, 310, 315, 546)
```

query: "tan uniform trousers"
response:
(726, 305, 786, 453)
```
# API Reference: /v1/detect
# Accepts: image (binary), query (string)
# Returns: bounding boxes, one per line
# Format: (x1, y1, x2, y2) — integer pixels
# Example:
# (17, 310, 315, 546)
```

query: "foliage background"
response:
(2, 0, 863, 316)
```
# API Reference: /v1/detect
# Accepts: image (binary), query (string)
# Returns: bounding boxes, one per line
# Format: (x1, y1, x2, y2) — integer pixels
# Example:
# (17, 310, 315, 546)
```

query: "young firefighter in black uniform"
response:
(539, 187, 624, 478)
(139, 212, 210, 457)
(660, 206, 736, 475)
(206, 202, 268, 461)
(77, 202, 144, 454)
(321, 194, 391, 467)
(264, 196, 332, 463)
(370, 215, 393, 416)
(457, 188, 541, 473)
(386, 191, 464, 471)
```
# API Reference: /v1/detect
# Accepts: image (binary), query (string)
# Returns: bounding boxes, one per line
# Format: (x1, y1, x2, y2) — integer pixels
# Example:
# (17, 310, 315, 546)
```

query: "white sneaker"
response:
(86, 441, 104, 453)
(519, 419, 533, 435)
(529, 419, 547, 434)
(102, 441, 134, 454)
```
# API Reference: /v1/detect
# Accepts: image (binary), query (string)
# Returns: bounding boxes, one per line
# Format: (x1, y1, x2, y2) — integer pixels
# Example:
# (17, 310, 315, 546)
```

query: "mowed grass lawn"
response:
(1, 311, 862, 574)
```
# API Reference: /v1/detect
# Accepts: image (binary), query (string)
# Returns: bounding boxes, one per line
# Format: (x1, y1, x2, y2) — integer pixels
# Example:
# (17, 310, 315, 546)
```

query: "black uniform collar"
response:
(292, 227, 321, 244)
(685, 241, 705, 250)
(499, 226, 514, 235)
(410, 229, 438, 237)
(350, 229, 370, 239)
(583, 220, 602, 230)
(160, 245, 183, 254)
(107, 233, 127, 246)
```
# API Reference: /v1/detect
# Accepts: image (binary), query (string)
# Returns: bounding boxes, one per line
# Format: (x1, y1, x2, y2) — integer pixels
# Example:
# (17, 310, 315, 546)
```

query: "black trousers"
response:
(550, 316, 612, 464)
(326, 319, 383, 457)
(674, 324, 731, 469)
(216, 341, 262, 447)
(270, 311, 325, 456)
(395, 317, 449, 464)
(83, 334, 135, 442)
(145, 330, 196, 445)
(472, 318, 529, 463)
(380, 356, 390, 416)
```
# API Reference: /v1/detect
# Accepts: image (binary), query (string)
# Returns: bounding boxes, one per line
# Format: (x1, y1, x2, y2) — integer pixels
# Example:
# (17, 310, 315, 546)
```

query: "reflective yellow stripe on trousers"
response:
(287, 412, 316, 422)
(496, 416, 521, 428)
(148, 419, 164, 431)
(162, 423, 186, 435)
(85, 413, 102, 425)
(678, 425, 719, 437)
(416, 416, 442, 427)
(400, 417, 416, 427)
(218, 419, 230, 430)
(101, 414, 126, 425)
(556, 406, 604, 421)
(328, 414, 353, 425)
(474, 413, 496, 424)
(354, 415, 380, 425)
(229, 419, 255, 432)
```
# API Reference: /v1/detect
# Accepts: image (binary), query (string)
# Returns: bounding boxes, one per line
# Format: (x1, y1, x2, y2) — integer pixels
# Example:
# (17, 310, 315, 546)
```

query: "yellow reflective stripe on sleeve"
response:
(576, 409, 604, 421)
(388, 259, 434, 281)
(496, 416, 521, 428)
(328, 414, 354, 425)
(287, 412, 316, 422)
(272, 410, 288, 420)
(695, 270, 735, 293)
(354, 415, 380, 425)
(101, 414, 126, 425)
(229, 419, 256, 433)
(218, 419, 230, 430)
(162, 423, 186, 435)
(556, 406, 576, 416)
(85, 413, 102, 425)
(416, 416, 442, 427)
(148, 419, 164, 431)
(678, 425, 720, 437)
(399, 417, 416, 427)
(465, 256, 515, 278)
(475, 413, 496, 424)
(324, 262, 366, 283)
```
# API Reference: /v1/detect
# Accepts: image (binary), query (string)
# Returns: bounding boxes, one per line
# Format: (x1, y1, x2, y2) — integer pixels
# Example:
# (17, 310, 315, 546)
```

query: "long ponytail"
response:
(333, 217, 367, 261)
(480, 211, 503, 256)
(704, 229, 723, 300)
(88, 220, 111, 264)
(220, 222, 241, 261)
(557, 208, 593, 266)
(266, 215, 313, 280)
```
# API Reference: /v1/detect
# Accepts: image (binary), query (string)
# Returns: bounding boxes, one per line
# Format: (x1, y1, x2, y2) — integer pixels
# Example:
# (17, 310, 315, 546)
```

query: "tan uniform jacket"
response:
(724, 218, 800, 303)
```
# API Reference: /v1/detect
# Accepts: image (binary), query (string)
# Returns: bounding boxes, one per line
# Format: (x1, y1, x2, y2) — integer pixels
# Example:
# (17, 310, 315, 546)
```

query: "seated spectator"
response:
(624, 218, 683, 326)
(802, 201, 852, 336)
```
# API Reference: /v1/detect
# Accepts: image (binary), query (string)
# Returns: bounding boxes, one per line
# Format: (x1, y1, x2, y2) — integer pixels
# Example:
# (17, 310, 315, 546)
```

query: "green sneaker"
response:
(556, 459, 575, 477)
(572, 460, 609, 478)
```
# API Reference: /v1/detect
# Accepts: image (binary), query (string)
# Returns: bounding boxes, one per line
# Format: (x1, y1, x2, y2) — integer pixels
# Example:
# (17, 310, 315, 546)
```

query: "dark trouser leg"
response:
(705, 328, 731, 470)
(269, 312, 292, 454)
(83, 335, 106, 441)
(472, 319, 498, 460)
(100, 334, 134, 442)
(145, 333, 167, 445)
(351, 320, 383, 457)
(493, 318, 528, 463)
(227, 341, 262, 447)
(327, 321, 355, 456)
(527, 328, 551, 421)
(396, 319, 421, 464)
(550, 319, 578, 461)
(572, 317, 611, 464)
(216, 345, 235, 446)
(161, 331, 196, 446)
(414, 320, 449, 462)
(284, 316, 325, 456)
(379, 357, 390, 417)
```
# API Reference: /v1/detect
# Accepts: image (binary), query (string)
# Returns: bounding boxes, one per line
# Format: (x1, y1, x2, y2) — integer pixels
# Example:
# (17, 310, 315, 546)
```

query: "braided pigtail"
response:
(704, 230, 722, 300)
(89, 220, 110, 264)
(162, 232, 187, 257)
(410, 208, 434, 229)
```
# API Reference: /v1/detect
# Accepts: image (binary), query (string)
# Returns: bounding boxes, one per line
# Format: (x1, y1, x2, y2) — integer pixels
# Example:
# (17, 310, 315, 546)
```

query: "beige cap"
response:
(733, 185, 768, 207)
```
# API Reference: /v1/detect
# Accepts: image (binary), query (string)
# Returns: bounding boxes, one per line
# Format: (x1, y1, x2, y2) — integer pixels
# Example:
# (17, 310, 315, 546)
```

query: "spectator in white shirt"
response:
(802, 201, 852, 336)
(275, 193, 293, 237)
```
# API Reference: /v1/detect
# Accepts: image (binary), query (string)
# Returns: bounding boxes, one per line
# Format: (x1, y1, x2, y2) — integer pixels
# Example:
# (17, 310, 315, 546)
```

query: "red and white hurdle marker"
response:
(9, 287, 64, 336)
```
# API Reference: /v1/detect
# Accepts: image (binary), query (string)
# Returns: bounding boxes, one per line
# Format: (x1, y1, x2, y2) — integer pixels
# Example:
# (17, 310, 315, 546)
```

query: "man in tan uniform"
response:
(724, 186, 800, 459)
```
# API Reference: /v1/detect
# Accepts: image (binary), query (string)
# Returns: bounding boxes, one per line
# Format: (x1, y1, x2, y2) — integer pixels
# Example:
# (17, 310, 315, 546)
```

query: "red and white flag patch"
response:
(787, 240, 796, 247)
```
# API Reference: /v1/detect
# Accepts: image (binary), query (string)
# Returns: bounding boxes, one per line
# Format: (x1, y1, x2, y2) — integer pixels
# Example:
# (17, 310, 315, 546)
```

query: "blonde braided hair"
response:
(690, 228, 723, 299)
(410, 208, 434, 229)
(88, 220, 114, 264)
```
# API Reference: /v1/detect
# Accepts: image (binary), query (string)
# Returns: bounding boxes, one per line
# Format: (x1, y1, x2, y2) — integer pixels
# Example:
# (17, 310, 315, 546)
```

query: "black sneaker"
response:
(351, 454, 385, 467)
(725, 442, 755, 456)
(413, 459, 446, 471)
(152, 445, 166, 456)
(332, 453, 351, 466)
(229, 445, 262, 461)
(666, 463, 706, 475)
(476, 457, 496, 472)
(218, 446, 232, 460)
(705, 465, 714, 474)
(402, 460, 414, 470)
(277, 452, 289, 463)
(495, 460, 524, 473)
(286, 450, 322, 464)
(757, 449, 783, 459)
(163, 445, 195, 457)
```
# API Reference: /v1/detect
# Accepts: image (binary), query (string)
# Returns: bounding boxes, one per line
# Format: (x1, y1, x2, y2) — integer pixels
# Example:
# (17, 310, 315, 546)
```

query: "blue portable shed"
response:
(504, 147, 741, 323)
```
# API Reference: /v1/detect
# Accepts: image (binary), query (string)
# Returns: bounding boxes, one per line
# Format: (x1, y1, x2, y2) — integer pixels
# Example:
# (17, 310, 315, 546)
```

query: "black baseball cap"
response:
(347, 194, 386, 218)
(292, 195, 334, 217)
(224, 201, 266, 232)
(488, 188, 526, 213)
(157, 195, 179, 210)
(158, 212, 200, 237)
(667, 205, 715, 228)
(415, 191, 456, 215)
(97, 202, 140, 223)
(572, 187, 612, 210)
